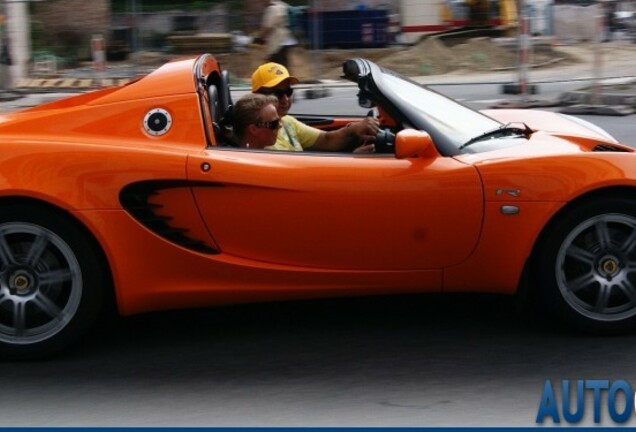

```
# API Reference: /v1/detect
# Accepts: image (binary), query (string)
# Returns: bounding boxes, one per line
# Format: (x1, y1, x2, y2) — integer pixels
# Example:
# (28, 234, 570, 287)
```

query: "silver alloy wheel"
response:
(0, 222, 82, 345)
(556, 213, 636, 322)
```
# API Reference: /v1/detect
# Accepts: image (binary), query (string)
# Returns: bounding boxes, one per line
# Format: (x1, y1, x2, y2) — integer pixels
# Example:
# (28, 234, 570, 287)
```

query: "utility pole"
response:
(591, 12, 603, 106)
(311, 0, 321, 81)
(0, 2, 6, 92)
(5, 0, 30, 85)
(500, 0, 537, 102)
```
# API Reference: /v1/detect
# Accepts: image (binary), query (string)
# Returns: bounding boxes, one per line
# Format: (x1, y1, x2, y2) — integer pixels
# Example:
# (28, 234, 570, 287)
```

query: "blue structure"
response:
(300, 9, 389, 49)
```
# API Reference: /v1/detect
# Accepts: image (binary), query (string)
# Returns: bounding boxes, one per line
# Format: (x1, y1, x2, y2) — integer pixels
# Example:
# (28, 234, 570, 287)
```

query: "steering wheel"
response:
(365, 109, 395, 154)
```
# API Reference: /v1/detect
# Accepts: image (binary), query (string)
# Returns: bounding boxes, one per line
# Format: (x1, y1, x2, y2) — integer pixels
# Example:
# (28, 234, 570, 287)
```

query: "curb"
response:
(0, 91, 21, 102)
(559, 104, 635, 116)
(303, 87, 332, 99)
(490, 98, 562, 109)
(12, 77, 133, 92)
(559, 90, 636, 108)
(5, 77, 636, 116)
(501, 83, 539, 95)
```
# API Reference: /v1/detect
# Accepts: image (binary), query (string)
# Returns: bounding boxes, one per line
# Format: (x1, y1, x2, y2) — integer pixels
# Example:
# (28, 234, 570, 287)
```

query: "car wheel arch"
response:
(529, 185, 636, 263)
(0, 197, 116, 311)
(524, 185, 636, 333)
(0, 195, 109, 252)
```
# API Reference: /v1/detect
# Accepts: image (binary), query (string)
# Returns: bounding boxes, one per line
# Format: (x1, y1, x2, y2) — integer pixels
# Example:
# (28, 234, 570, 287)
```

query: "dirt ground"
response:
(216, 36, 581, 84)
(132, 37, 636, 85)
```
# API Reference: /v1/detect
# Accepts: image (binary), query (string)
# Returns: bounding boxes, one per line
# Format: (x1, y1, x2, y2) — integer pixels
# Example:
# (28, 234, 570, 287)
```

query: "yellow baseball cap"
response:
(251, 62, 299, 92)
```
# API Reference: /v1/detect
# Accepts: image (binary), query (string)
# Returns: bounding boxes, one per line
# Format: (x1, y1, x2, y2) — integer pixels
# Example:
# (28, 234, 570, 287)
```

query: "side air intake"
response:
(120, 181, 218, 254)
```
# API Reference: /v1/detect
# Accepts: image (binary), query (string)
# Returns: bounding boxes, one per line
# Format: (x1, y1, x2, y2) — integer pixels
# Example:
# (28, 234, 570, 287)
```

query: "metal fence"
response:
(0, 0, 402, 87)
(107, 5, 397, 80)
(1, 0, 632, 90)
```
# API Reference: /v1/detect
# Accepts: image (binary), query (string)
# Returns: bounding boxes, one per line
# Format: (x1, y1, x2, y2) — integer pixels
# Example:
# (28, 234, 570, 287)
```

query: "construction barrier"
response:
(91, 34, 106, 72)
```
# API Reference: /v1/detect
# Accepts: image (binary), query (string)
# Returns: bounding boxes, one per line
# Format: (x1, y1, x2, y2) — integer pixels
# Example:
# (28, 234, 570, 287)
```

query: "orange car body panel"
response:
(1, 54, 635, 315)
(187, 150, 483, 270)
(84, 210, 443, 315)
(446, 131, 636, 293)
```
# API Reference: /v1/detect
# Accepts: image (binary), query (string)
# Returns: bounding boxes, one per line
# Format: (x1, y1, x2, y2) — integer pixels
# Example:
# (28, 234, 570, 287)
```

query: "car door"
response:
(187, 149, 483, 271)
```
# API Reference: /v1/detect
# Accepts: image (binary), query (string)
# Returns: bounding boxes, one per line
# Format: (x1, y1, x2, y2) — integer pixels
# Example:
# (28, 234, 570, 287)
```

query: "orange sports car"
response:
(0, 54, 634, 359)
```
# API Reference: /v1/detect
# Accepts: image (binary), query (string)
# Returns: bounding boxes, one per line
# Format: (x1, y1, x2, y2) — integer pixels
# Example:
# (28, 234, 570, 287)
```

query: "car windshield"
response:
(377, 68, 503, 151)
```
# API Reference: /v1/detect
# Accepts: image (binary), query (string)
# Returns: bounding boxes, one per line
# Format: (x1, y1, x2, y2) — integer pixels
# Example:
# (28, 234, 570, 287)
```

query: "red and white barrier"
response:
(591, 14, 604, 105)
(517, 15, 531, 97)
(91, 34, 106, 73)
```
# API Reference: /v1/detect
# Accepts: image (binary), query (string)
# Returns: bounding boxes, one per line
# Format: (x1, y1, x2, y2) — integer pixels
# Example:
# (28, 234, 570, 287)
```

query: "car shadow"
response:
(5, 292, 636, 428)
(52, 292, 563, 373)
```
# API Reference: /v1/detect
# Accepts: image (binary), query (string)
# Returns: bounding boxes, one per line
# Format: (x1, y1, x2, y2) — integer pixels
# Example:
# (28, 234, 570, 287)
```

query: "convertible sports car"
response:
(0, 54, 635, 359)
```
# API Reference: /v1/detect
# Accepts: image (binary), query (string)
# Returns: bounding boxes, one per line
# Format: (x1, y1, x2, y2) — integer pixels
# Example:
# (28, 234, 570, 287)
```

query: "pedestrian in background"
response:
(259, 0, 295, 69)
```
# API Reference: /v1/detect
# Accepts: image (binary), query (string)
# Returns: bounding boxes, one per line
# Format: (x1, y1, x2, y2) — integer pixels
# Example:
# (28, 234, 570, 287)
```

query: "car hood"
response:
(456, 105, 635, 164)
(454, 129, 636, 204)
(458, 130, 629, 163)
(482, 108, 617, 142)
(453, 108, 630, 163)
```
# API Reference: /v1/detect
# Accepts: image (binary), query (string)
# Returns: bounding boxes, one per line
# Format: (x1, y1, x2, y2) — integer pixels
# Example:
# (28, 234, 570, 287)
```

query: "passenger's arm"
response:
(311, 117, 379, 152)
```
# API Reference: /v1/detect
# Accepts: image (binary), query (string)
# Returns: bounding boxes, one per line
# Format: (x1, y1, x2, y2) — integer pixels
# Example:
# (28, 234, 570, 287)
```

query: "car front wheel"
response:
(536, 198, 636, 334)
(0, 204, 106, 359)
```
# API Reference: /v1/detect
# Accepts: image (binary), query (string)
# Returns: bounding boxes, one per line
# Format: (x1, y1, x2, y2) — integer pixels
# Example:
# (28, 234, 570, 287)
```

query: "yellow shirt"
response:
(266, 115, 321, 151)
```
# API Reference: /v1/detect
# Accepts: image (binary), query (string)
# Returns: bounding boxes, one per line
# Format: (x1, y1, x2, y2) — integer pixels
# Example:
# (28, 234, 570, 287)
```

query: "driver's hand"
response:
(353, 143, 375, 154)
(350, 117, 380, 142)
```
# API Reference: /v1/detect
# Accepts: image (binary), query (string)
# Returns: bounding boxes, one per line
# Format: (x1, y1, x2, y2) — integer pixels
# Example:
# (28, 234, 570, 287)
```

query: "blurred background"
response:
(0, 0, 634, 88)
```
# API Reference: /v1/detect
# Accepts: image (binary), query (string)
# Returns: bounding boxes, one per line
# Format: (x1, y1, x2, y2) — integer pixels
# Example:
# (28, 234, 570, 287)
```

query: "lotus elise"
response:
(0, 54, 635, 359)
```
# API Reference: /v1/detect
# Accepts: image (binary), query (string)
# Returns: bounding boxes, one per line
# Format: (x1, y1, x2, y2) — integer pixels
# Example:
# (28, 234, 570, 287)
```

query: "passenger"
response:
(230, 93, 281, 149)
(251, 62, 378, 153)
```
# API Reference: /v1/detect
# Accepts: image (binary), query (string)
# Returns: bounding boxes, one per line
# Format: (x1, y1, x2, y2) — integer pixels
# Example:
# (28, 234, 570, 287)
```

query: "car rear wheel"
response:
(536, 198, 636, 334)
(0, 204, 105, 359)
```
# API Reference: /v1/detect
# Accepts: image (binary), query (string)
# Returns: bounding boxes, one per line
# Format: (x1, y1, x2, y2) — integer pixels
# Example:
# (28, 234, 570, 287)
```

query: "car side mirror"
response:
(395, 129, 437, 159)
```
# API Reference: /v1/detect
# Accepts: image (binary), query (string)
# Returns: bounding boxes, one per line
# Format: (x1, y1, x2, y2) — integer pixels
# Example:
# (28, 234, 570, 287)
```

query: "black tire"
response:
(535, 197, 636, 334)
(0, 203, 106, 359)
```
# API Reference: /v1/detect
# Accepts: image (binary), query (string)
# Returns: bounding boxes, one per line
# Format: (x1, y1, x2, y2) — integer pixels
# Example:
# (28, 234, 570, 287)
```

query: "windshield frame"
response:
(366, 61, 504, 156)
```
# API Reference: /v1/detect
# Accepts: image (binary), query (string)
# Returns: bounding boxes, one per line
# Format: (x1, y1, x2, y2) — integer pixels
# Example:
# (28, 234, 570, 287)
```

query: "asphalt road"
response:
(2, 84, 636, 427)
(3, 294, 636, 427)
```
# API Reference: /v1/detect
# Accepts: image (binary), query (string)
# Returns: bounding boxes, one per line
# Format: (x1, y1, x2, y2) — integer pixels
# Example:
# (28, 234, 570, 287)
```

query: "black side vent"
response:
(120, 181, 218, 254)
(592, 144, 631, 152)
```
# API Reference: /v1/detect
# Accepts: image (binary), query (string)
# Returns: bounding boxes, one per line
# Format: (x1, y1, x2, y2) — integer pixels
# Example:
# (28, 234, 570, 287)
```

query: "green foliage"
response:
(419, 62, 432, 75)
(30, 20, 86, 67)
(53, 28, 91, 66)
(470, 52, 487, 67)
(30, 19, 47, 53)
(144, 31, 169, 49)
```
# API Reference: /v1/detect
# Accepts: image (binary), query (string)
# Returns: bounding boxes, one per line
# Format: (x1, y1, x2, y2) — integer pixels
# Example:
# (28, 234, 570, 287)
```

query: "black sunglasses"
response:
(262, 88, 294, 99)
(255, 118, 281, 130)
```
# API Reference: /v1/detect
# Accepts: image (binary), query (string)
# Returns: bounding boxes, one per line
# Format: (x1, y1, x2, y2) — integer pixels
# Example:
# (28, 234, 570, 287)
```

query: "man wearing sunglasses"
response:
(228, 93, 281, 149)
(251, 62, 378, 153)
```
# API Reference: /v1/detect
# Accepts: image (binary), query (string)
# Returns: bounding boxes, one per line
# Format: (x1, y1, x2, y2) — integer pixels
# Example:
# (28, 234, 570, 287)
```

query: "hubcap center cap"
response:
(598, 255, 621, 278)
(9, 270, 35, 296)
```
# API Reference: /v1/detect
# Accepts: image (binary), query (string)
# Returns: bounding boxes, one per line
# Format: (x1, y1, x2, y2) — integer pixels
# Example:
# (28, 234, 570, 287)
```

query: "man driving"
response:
(251, 62, 378, 153)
